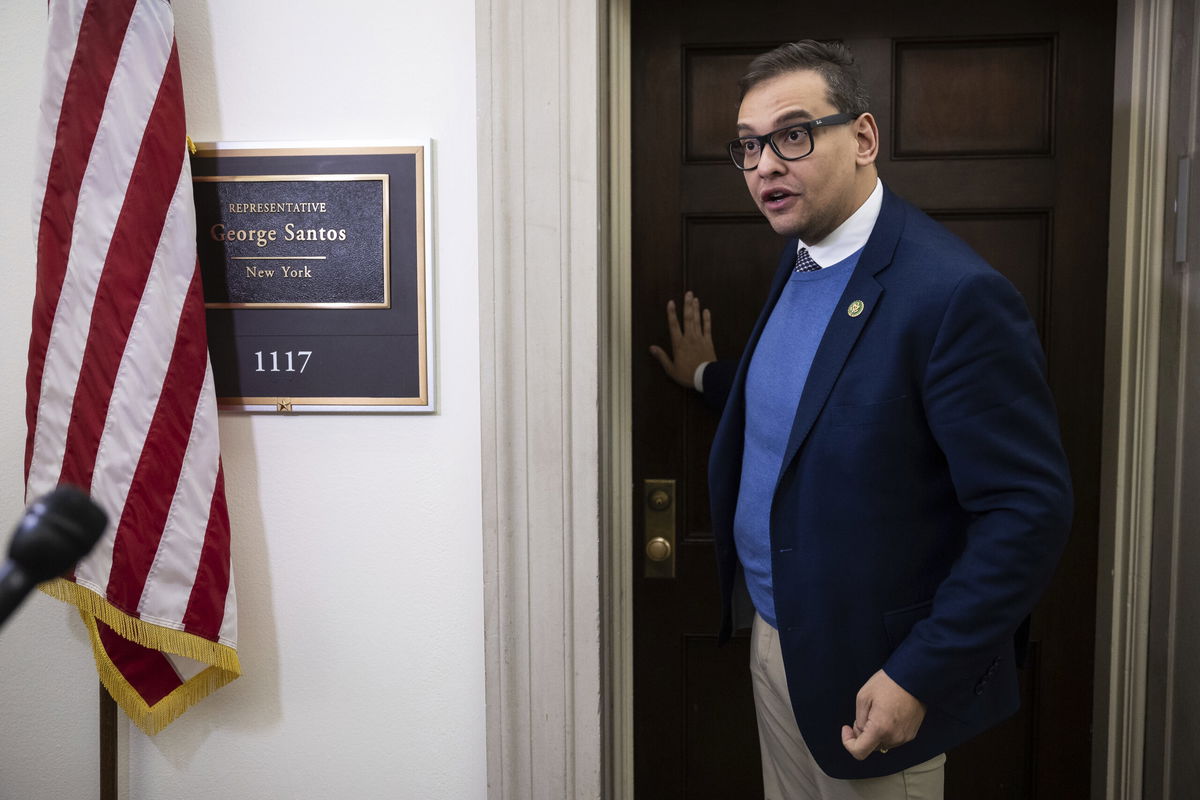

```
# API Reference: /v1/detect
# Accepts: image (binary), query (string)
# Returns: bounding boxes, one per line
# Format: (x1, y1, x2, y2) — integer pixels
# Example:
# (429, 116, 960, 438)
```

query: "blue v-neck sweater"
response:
(734, 249, 861, 628)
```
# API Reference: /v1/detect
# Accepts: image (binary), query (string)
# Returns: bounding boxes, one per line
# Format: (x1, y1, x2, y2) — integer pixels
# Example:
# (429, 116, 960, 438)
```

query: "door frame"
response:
(1095, 0, 1178, 798)
(476, 1, 605, 797)
(1142, 3, 1200, 796)
(475, 0, 1171, 797)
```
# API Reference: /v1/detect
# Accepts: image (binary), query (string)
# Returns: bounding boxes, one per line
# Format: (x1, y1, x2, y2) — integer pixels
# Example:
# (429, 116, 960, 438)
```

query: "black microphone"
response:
(0, 486, 108, 631)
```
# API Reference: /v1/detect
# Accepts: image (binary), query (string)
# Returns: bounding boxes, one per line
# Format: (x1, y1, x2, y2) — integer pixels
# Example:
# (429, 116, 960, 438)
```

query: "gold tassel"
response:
(41, 579, 240, 734)
(40, 579, 240, 672)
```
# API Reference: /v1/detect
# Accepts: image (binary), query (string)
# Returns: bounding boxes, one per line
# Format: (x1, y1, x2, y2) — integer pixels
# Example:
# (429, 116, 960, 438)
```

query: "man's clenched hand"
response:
(840, 669, 926, 761)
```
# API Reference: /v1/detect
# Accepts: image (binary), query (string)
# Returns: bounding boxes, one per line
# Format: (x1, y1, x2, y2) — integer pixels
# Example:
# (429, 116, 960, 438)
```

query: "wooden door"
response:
(631, 2, 1115, 798)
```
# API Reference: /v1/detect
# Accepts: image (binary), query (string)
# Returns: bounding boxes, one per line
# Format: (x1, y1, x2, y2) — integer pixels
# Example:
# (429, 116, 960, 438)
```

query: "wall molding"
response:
(476, 0, 604, 797)
(1095, 0, 1174, 797)
(602, 0, 633, 797)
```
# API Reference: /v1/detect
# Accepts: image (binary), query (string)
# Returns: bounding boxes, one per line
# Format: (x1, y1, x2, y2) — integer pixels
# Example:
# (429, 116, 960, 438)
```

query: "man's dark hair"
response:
(737, 40, 870, 116)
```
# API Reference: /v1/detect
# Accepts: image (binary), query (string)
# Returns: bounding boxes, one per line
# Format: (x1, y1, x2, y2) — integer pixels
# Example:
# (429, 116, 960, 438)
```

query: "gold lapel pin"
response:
(848, 300, 865, 318)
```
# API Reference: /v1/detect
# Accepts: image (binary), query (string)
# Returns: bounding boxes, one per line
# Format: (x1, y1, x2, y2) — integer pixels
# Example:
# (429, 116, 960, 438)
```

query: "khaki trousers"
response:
(750, 613, 946, 800)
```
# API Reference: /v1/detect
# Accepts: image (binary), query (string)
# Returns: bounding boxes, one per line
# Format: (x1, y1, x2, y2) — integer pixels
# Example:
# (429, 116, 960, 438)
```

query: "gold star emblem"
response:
(848, 300, 865, 318)
(276, 399, 293, 412)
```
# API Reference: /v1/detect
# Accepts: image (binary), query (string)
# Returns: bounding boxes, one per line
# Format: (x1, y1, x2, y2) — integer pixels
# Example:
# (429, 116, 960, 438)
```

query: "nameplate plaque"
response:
(191, 142, 433, 412)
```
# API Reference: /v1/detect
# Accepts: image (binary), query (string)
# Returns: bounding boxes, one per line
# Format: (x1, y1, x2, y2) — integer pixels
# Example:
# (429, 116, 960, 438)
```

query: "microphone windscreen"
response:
(8, 486, 108, 583)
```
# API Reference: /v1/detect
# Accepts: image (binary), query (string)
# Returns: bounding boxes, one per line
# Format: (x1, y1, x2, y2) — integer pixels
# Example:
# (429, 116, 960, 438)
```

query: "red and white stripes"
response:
(25, 0, 238, 732)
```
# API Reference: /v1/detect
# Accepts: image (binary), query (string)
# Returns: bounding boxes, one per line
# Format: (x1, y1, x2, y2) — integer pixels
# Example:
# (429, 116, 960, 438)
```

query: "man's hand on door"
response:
(650, 291, 717, 390)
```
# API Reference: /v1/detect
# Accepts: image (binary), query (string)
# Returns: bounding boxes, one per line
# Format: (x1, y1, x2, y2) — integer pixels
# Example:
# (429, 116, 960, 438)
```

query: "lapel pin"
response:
(848, 300, 865, 318)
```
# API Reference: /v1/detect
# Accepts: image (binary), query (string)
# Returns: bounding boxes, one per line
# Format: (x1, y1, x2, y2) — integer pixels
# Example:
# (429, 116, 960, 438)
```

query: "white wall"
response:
(0, 2, 486, 798)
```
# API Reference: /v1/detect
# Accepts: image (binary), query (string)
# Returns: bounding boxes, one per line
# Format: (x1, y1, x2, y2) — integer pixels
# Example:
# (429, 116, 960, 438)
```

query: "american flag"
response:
(25, 0, 239, 733)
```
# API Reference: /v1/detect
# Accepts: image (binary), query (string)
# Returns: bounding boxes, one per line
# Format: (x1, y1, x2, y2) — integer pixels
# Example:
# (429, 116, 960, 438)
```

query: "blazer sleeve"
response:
(882, 270, 1073, 709)
(700, 359, 738, 415)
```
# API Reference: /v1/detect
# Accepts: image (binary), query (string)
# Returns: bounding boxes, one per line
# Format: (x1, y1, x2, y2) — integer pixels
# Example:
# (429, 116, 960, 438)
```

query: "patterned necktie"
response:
(794, 246, 821, 273)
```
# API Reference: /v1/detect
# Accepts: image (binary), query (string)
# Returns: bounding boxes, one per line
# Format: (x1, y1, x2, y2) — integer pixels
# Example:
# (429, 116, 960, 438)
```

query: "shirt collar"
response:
(798, 178, 883, 267)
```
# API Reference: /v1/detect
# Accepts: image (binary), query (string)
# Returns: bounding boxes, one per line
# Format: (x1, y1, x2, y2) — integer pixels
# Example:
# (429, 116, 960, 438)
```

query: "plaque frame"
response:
(191, 140, 435, 413)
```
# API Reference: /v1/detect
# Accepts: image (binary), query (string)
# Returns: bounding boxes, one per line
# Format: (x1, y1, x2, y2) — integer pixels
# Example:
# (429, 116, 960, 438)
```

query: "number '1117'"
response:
(254, 350, 312, 373)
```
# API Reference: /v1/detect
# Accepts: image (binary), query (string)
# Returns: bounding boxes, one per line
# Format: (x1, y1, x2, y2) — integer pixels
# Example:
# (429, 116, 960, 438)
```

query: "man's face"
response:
(736, 69, 873, 244)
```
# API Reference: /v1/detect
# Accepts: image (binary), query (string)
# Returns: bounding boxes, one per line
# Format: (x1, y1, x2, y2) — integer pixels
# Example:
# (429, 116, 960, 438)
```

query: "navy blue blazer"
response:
(708, 187, 1072, 779)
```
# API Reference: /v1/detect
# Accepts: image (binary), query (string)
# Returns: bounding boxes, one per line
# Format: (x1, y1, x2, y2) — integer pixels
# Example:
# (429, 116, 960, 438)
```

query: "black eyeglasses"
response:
(727, 113, 861, 170)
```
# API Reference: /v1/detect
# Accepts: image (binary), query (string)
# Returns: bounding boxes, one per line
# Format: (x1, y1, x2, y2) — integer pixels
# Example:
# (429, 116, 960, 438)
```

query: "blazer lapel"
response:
(775, 188, 907, 481)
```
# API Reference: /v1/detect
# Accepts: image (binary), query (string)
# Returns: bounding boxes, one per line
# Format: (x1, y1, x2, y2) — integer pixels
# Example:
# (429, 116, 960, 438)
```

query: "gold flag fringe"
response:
(41, 577, 241, 735)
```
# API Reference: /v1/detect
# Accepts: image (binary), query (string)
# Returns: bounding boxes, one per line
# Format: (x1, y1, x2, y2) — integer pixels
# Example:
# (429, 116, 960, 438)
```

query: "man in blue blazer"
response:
(651, 40, 1072, 797)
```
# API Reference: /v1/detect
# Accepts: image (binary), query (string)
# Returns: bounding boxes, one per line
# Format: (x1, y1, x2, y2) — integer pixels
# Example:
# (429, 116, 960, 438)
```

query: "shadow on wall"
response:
(141, 414, 284, 768)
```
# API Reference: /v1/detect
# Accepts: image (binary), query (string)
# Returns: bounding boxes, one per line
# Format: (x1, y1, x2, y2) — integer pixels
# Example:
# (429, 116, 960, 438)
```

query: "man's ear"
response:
(854, 112, 880, 167)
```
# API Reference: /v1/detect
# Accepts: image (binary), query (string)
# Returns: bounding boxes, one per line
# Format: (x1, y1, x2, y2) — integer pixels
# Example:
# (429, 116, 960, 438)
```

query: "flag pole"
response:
(100, 683, 117, 799)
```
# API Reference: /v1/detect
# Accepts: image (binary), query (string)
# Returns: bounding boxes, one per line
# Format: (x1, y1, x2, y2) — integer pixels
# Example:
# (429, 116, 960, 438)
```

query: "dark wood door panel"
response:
(684, 635, 763, 798)
(892, 37, 1057, 158)
(682, 216, 783, 355)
